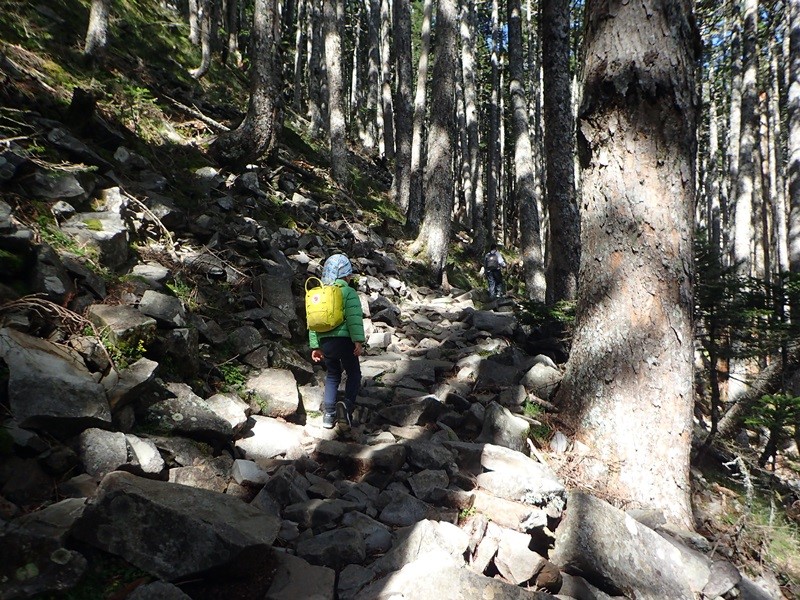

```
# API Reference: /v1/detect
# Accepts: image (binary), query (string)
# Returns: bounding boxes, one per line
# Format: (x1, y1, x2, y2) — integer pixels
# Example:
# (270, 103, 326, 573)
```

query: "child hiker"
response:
(309, 254, 365, 429)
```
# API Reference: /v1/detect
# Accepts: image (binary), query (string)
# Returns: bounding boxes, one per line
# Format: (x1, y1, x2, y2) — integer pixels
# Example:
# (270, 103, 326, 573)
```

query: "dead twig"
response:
(0, 295, 92, 336)
(118, 189, 179, 261)
(161, 94, 230, 132)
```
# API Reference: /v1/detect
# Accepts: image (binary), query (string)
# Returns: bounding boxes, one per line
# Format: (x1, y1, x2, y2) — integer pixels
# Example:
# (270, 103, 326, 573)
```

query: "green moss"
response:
(0, 249, 25, 274)
(83, 218, 103, 231)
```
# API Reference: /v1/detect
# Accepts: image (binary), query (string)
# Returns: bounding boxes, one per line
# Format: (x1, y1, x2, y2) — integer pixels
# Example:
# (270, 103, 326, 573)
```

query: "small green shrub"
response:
(218, 362, 246, 392)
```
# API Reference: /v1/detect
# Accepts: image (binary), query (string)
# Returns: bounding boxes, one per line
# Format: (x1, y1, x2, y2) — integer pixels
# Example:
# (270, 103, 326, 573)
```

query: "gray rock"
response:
(235, 416, 305, 461)
(204, 392, 249, 433)
(494, 527, 546, 584)
(228, 325, 263, 356)
(0, 328, 111, 431)
(71, 471, 280, 581)
(232, 459, 269, 486)
(520, 363, 562, 400)
(128, 581, 192, 599)
(86, 304, 157, 347)
(264, 549, 336, 600)
(107, 357, 159, 411)
(0, 522, 87, 599)
(245, 368, 299, 418)
(142, 383, 233, 442)
(551, 492, 708, 600)
(476, 402, 530, 454)
(14, 498, 87, 543)
(341, 511, 392, 555)
(378, 490, 432, 527)
(126, 434, 165, 474)
(78, 428, 128, 478)
(283, 498, 345, 529)
(295, 527, 366, 571)
(139, 290, 188, 327)
(370, 519, 469, 578)
(62, 211, 129, 269)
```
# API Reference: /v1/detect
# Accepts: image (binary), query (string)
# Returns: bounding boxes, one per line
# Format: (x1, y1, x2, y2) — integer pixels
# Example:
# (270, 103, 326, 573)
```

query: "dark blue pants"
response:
(486, 269, 504, 298)
(320, 337, 361, 414)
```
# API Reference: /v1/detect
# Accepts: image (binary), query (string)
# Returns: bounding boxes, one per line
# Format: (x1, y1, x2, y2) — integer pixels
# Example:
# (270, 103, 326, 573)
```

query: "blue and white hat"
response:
(321, 254, 353, 284)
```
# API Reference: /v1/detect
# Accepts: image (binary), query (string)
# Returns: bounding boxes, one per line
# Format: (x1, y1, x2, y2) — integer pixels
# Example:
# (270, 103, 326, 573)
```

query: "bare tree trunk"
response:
(725, 7, 743, 266)
(509, 0, 545, 301)
(324, 0, 349, 187)
(487, 0, 501, 243)
(412, 0, 458, 282)
(542, 0, 579, 304)
(307, 0, 325, 137)
(705, 75, 722, 256)
(190, 0, 214, 79)
(380, 0, 395, 161)
(189, 0, 201, 45)
(554, 0, 698, 528)
(84, 0, 110, 59)
(407, 0, 434, 233)
(224, 0, 241, 66)
(460, 0, 480, 241)
(210, 0, 283, 165)
(769, 43, 788, 275)
(393, 0, 413, 212)
(293, 0, 307, 110)
(365, 0, 381, 150)
(729, 0, 759, 402)
(790, 0, 800, 283)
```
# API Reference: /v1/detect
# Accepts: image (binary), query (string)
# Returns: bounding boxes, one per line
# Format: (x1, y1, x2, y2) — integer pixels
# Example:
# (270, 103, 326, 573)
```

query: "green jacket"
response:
(308, 280, 366, 349)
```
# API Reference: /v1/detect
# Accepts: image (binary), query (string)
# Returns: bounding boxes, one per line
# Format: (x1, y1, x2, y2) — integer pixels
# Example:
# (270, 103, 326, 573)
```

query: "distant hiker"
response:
(483, 243, 506, 299)
(309, 254, 365, 430)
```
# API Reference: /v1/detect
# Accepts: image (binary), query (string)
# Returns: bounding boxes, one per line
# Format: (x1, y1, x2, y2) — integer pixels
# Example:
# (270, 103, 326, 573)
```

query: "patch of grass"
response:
(103, 335, 147, 370)
(218, 362, 246, 393)
(166, 278, 198, 311)
(458, 506, 476, 521)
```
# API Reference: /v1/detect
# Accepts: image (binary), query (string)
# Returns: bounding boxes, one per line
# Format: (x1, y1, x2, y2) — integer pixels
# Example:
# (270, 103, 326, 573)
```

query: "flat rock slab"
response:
(71, 472, 280, 581)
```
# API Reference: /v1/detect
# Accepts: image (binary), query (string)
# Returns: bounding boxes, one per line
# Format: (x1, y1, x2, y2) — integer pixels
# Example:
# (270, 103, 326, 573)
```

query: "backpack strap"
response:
(305, 276, 323, 292)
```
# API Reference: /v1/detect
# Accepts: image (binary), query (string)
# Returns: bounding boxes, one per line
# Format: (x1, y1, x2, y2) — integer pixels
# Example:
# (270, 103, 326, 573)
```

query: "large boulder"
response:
(71, 472, 281, 581)
(0, 328, 111, 433)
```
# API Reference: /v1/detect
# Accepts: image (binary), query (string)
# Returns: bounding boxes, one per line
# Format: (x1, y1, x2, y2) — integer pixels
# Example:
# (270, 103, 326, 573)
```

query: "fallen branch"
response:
(161, 94, 230, 132)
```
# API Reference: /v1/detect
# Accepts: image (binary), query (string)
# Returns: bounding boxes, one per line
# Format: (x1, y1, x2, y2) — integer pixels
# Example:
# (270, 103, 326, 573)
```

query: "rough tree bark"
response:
(508, 0, 545, 302)
(323, 0, 349, 187)
(380, 0, 395, 160)
(541, 0, 579, 304)
(84, 0, 110, 59)
(407, 0, 434, 233)
(411, 0, 457, 282)
(210, 0, 283, 166)
(393, 0, 413, 211)
(790, 0, 800, 278)
(189, 0, 214, 79)
(729, 0, 759, 402)
(554, 0, 699, 527)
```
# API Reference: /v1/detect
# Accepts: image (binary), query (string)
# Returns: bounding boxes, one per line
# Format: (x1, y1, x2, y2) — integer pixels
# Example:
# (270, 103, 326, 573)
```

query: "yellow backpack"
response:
(305, 277, 345, 332)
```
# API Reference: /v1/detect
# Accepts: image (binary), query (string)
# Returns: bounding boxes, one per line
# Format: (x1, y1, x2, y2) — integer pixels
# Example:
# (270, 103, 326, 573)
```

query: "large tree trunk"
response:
(407, 0, 434, 233)
(554, 0, 698, 528)
(84, 0, 110, 59)
(293, 0, 307, 110)
(704, 73, 722, 256)
(790, 0, 800, 281)
(769, 44, 788, 275)
(508, 0, 545, 302)
(460, 0, 480, 237)
(393, 0, 413, 211)
(364, 0, 381, 150)
(724, 8, 743, 265)
(412, 0, 458, 282)
(380, 0, 395, 161)
(307, 0, 325, 137)
(323, 0, 349, 187)
(541, 0, 579, 304)
(729, 0, 759, 402)
(189, 0, 214, 79)
(210, 0, 282, 165)
(486, 0, 501, 242)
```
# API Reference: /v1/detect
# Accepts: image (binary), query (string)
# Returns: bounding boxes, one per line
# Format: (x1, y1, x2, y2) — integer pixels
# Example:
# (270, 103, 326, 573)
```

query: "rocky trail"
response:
(0, 110, 788, 600)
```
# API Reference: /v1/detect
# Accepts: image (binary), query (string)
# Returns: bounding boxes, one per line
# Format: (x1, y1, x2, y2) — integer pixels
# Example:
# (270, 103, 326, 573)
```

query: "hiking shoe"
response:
(335, 401, 352, 429)
(322, 411, 336, 429)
